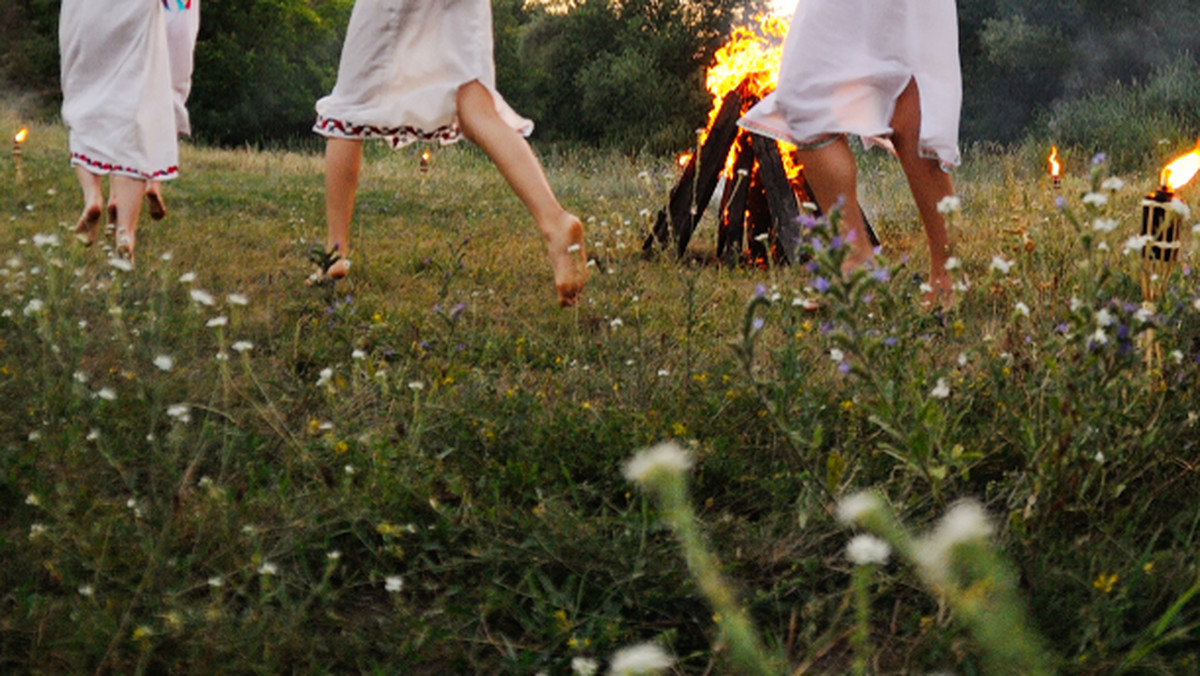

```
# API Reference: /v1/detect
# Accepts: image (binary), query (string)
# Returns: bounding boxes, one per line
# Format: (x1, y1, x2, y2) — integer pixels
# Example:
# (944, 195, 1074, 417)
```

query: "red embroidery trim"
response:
(313, 115, 461, 147)
(71, 152, 178, 180)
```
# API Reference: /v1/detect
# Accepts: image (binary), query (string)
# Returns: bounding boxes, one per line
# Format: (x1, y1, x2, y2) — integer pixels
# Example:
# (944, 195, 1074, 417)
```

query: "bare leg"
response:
(455, 80, 586, 307)
(890, 79, 955, 309)
(110, 175, 146, 262)
(795, 137, 876, 274)
(145, 180, 166, 220)
(322, 137, 363, 279)
(72, 165, 104, 245)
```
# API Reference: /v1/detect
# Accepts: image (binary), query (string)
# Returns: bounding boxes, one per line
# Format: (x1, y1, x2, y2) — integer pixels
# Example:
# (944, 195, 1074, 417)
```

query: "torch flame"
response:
(14, 127, 28, 144)
(1160, 140, 1200, 192)
(1047, 146, 1060, 178)
(677, 152, 692, 169)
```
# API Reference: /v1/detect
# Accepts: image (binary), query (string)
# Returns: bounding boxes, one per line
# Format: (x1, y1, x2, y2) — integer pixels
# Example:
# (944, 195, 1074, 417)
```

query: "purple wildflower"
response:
(814, 277, 830, 293)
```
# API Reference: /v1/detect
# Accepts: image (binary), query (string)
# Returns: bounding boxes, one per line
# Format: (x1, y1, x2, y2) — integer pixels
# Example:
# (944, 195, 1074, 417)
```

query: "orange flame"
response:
(1160, 141, 1200, 192)
(677, 152, 692, 169)
(697, 15, 793, 177)
(1047, 146, 1060, 178)
(14, 127, 28, 144)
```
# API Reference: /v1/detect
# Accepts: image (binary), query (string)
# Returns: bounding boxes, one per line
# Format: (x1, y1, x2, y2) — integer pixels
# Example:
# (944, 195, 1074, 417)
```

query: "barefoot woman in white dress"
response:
(313, 0, 587, 307)
(61, 0, 178, 262)
(740, 0, 961, 309)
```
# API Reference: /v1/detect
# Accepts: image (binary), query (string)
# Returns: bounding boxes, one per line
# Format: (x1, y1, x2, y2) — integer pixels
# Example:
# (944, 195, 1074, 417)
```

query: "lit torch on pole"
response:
(420, 149, 430, 174)
(1138, 140, 1199, 369)
(1047, 145, 1061, 190)
(13, 127, 28, 182)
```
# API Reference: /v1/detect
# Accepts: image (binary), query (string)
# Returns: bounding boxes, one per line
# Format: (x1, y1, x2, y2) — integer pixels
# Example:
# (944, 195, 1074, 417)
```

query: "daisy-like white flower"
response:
(1095, 308, 1115, 327)
(930, 377, 951, 399)
(178, 272, 197, 283)
(608, 643, 674, 676)
(258, 561, 278, 576)
(830, 348, 845, 363)
(1134, 306, 1154, 324)
(407, 381, 425, 391)
(944, 257, 961, 270)
(207, 576, 224, 587)
(160, 252, 173, 261)
(25, 493, 40, 506)
(96, 387, 117, 401)
(623, 441, 693, 483)
(1122, 235, 1153, 256)
(1092, 218, 1118, 233)
(351, 349, 366, 360)
(609, 318, 624, 328)
(1091, 327, 1109, 346)
(989, 256, 1014, 274)
(166, 404, 191, 422)
(656, 369, 670, 377)
(846, 534, 892, 566)
(22, 298, 44, 316)
(227, 293, 249, 306)
(326, 550, 342, 561)
(1101, 176, 1125, 191)
(1014, 302, 1030, 317)
(1171, 350, 1184, 363)
(108, 257, 134, 272)
(835, 491, 883, 526)
(1082, 192, 1108, 207)
(78, 584, 95, 597)
(572, 656, 600, 676)
(231, 341, 253, 353)
(385, 576, 404, 593)
(86, 429, 100, 441)
(33, 233, 61, 248)
(206, 316, 228, 327)
(190, 289, 215, 306)
(317, 368, 334, 387)
(936, 195, 962, 214)
(153, 355, 174, 371)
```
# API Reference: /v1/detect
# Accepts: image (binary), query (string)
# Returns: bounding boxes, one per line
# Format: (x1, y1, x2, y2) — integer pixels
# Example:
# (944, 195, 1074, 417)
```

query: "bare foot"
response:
(145, 190, 166, 221)
(921, 269, 955, 312)
(546, 214, 587, 307)
(306, 248, 350, 286)
(74, 205, 103, 245)
(115, 226, 136, 265)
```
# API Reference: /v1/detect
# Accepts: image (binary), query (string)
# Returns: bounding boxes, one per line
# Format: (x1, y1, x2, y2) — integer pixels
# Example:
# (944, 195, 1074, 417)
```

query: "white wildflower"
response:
(189, 288, 215, 306)
(166, 404, 191, 422)
(1095, 308, 1115, 327)
(178, 272, 196, 283)
(1094, 451, 1106, 464)
(1082, 192, 1108, 206)
(317, 368, 334, 387)
(107, 257, 134, 272)
(206, 316, 228, 328)
(1101, 176, 1125, 191)
(29, 523, 46, 540)
(78, 584, 95, 598)
(33, 233, 61, 248)
(231, 341, 253, 353)
(1091, 328, 1109, 345)
(227, 293, 249, 306)
(989, 256, 1014, 274)
(28, 430, 41, 442)
(657, 369, 670, 377)
(153, 354, 174, 371)
(160, 252, 173, 261)
(623, 441, 694, 483)
(1092, 218, 1118, 233)
(1171, 350, 1184, 363)
(25, 493, 40, 507)
(86, 429, 100, 441)
(610, 318, 624, 328)
(1169, 199, 1191, 218)
(207, 576, 224, 588)
(22, 298, 44, 316)
(385, 576, 404, 593)
(351, 349, 366, 360)
(836, 491, 883, 526)
(936, 195, 961, 214)
(846, 534, 892, 566)
(257, 561, 278, 576)
(930, 377, 951, 400)
(96, 387, 117, 401)
(915, 500, 994, 582)
(1134, 306, 1154, 323)
(1014, 302, 1030, 317)
(1122, 235, 1153, 256)
(572, 656, 600, 676)
(944, 257, 960, 270)
(830, 348, 845, 364)
(326, 550, 342, 561)
(608, 643, 674, 676)
(407, 381, 424, 391)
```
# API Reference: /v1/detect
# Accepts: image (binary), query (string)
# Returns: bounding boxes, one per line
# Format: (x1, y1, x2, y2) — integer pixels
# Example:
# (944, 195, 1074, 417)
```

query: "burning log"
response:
(644, 78, 749, 258)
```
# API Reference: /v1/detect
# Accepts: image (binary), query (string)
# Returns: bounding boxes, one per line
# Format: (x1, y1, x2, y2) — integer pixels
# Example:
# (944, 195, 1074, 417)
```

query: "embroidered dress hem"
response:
(70, 152, 179, 181)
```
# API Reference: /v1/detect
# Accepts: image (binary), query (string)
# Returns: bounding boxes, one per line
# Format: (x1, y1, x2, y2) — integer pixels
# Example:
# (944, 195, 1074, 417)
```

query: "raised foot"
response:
(145, 190, 166, 221)
(920, 271, 955, 313)
(74, 205, 103, 246)
(306, 254, 350, 286)
(115, 227, 136, 266)
(548, 215, 587, 307)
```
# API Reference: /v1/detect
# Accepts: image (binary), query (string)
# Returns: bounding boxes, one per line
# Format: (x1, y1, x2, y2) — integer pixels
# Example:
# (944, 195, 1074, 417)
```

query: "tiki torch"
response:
(13, 127, 27, 181)
(420, 149, 430, 174)
(1047, 146, 1061, 190)
(1139, 142, 1199, 367)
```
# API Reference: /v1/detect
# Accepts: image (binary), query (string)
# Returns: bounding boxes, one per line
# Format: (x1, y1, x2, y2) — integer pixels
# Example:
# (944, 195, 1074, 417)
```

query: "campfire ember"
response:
(644, 16, 877, 267)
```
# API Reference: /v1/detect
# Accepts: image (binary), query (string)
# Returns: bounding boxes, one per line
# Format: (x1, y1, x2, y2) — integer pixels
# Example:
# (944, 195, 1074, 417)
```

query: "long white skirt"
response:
(163, 0, 201, 137)
(60, 0, 178, 180)
(739, 0, 961, 168)
(314, 0, 532, 147)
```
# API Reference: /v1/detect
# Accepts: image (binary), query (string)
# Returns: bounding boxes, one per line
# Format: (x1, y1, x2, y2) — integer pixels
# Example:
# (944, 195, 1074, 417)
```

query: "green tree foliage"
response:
(191, 0, 352, 145)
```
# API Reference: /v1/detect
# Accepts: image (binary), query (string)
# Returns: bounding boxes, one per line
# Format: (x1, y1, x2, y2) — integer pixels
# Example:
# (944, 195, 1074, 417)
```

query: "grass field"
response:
(3, 101, 1200, 674)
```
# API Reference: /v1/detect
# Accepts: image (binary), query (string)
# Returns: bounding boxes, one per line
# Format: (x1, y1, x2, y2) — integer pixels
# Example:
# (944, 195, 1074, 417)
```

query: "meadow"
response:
(3, 100, 1200, 674)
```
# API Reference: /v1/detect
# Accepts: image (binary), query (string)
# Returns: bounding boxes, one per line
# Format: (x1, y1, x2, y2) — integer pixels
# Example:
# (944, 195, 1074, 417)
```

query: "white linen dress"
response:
(314, 0, 532, 147)
(739, 0, 961, 168)
(163, 0, 201, 137)
(60, 0, 179, 180)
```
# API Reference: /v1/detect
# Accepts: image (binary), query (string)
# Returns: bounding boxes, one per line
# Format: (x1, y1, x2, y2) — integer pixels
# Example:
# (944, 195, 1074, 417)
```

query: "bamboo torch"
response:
(1139, 141, 1199, 368)
(13, 127, 27, 182)
(1047, 146, 1061, 190)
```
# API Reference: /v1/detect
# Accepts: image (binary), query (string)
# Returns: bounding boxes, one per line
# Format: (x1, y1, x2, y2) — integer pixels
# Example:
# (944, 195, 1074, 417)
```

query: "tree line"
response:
(3, 0, 1200, 165)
